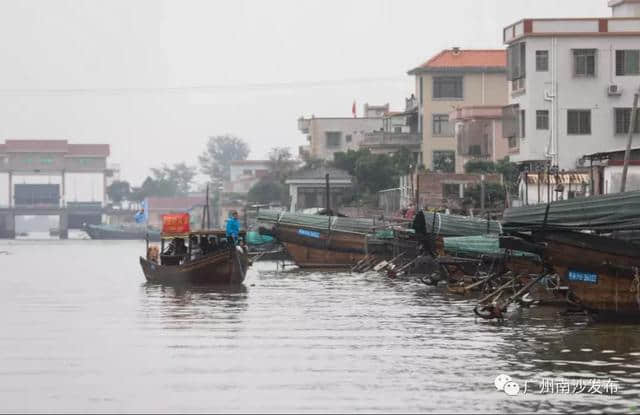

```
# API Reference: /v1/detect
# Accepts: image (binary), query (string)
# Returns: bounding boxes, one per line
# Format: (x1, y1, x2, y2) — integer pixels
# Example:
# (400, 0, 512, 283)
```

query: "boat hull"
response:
(540, 232, 640, 317)
(272, 224, 379, 268)
(87, 225, 161, 241)
(139, 247, 248, 285)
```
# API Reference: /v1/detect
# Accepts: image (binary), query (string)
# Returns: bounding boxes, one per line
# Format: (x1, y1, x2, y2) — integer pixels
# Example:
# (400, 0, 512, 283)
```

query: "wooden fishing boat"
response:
(502, 231, 640, 318)
(139, 185, 249, 285)
(139, 230, 248, 285)
(267, 223, 373, 268)
(87, 223, 161, 241)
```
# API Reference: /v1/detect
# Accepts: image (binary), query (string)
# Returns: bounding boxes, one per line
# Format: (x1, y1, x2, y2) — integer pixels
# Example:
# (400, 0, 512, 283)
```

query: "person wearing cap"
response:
(225, 210, 240, 244)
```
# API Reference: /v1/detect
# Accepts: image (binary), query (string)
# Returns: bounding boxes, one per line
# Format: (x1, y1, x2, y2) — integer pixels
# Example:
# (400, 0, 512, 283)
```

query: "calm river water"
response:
(1, 238, 639, 413)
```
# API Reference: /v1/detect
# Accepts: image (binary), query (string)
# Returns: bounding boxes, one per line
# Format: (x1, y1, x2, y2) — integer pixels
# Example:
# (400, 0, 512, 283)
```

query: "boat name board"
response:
(568, 269, 598, 284)
(298, 229, 321, 239)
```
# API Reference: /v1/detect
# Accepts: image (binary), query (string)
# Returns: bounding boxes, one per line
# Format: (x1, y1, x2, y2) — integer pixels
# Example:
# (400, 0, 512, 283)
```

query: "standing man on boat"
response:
(226, 210, 240, 244)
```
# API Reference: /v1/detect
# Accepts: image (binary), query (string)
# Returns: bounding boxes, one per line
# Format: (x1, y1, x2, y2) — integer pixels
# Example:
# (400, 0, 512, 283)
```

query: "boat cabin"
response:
(146, 212, 246, 266)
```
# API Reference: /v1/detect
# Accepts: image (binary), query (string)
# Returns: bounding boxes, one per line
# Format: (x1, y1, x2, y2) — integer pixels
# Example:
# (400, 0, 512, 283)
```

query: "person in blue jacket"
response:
(225, 210, 240, 244)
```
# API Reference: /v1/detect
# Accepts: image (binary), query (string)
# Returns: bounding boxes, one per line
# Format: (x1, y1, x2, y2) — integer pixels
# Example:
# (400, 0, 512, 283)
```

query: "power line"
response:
(0, 76, 408, 96)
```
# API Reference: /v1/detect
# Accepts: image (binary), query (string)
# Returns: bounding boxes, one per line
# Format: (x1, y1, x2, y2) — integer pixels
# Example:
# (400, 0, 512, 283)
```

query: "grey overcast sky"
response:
(0, 0, 610, 185)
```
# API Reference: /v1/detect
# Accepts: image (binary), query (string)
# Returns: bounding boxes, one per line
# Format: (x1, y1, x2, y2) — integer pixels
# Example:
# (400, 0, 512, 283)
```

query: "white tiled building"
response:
(503, 0, 640, 173)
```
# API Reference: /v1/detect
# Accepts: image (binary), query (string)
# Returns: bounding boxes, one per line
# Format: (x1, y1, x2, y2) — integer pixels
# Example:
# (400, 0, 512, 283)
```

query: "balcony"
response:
(360, 132, 421, 152)
(297, 117, 311, 134)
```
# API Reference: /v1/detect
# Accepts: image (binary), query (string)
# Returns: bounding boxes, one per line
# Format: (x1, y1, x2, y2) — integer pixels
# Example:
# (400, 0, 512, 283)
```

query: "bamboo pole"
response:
(621, 91, 639, 193)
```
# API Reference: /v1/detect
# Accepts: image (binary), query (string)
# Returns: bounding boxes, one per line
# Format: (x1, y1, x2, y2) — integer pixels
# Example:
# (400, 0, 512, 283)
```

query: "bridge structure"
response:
(0, 139, 118, 239)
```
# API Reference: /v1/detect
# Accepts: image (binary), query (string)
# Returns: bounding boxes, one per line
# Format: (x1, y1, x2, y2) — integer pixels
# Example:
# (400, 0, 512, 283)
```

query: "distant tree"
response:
(300, 152, 325, 170)
(247, 178, 288, 205)
(355, 152, 397, 193)
(332, 147, 412, 196)
(150, 162, 197, 195)
(390, 146, 415, 176)
(464, 159, 497, 174)
(463, 182, 507, 210)
(332, 149, 369, 176)
(106, 180, 131, 203)
(464, 157, 520, 196)
(199, 135, 250, 181)
(496, 157, 521, 196)
(129, 163, 196, 201)
(268, 147, 294, 183)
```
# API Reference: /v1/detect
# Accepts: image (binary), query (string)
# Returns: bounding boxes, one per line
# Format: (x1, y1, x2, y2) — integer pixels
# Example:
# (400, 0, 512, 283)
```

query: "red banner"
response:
(162, 213, 190, 234)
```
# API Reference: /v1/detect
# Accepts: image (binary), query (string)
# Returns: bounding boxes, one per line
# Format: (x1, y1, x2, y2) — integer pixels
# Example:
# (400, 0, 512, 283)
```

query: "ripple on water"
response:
(0, 244, 640, 413)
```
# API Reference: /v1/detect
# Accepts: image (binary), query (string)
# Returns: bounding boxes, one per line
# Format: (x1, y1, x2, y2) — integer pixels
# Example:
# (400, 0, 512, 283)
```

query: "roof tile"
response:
(410, 49, 506, 73)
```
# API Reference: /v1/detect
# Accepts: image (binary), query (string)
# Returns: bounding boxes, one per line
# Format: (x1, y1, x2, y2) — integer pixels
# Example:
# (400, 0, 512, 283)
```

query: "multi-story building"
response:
(297, 104, 385, 161)
(503, 0, 640, 174)
(360, 95, 421, 162)
(408, 48, 508, 173)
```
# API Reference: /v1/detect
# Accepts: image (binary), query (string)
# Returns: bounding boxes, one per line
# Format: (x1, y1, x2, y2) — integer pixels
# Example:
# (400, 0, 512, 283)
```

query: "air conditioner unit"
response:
(608, 84, 623, 96)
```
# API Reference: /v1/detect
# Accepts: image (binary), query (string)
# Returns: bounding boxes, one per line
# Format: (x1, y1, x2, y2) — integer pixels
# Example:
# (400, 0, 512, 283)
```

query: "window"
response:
(432, 114, 453, 136)
(503, 104, 520, 139)
(419, 77, 424, 105)
(536, 51, 549, 72)
(40, 155, 54, 165)
(615, 108, 640, 134)
(469, 145, 482, 156)
(433, 151, 455, 173)
(536, 110, 549, 130)
(567, 110, 591, 135)
(573, 49, 596, 77)
(394, 127, 402, 133)
(507, 42, 526, 80)
(345, 134, 352, 143)
(326, 132, 341, 147)
(242, 169, 252, 176)
(433, 76, 463, 99)
(442, 183, 460, 199)
(520, 110, 526, 139)
(508, 136, 518, 149)
(616, 50, 640, 76)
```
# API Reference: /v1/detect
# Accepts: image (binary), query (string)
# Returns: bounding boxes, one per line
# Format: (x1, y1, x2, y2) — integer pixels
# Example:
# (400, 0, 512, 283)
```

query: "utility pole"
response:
(480, 174, 486, 211)
(621, 90, 640, 193)
(325, 173, 331, 215)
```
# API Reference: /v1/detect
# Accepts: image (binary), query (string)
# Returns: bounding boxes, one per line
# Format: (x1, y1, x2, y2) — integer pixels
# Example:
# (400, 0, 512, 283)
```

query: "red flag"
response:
(352, 100, 356, 118)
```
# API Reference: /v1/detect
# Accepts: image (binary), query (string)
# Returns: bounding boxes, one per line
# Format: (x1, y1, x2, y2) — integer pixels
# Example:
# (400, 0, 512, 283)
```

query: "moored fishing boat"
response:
(139, 185, 249, 285)
(257, 210, 402, 268)
(501, 190, 640, 319)
(86, 223, 161, 241)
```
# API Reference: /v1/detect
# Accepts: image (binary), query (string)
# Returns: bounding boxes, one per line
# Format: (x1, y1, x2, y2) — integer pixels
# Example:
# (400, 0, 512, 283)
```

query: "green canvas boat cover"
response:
(257, 210, 380, 235)
(422, 211, 502, 237)
(444, 235, 539, 259)
(502, 190, 640, 232)
(246, 231, 275, 245)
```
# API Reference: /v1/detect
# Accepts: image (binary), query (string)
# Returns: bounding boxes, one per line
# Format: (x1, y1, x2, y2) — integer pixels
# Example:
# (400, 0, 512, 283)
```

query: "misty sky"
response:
(0, 0, 610, 185)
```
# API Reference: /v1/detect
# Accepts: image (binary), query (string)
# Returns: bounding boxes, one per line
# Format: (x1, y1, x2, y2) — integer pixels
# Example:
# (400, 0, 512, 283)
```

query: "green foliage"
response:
(248, 178, 288, 205)
(150, 162, 196, 195)
(199, 135, 250, 181)
(130, 163, 196, 201)
(464, 159, 497, 174)
(106, 180, 130, 203)
(463, 182, 507, 210)
(464, 157, 520, 195)
(332, 147, 416, 197)
(268, 147, 294, 183)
